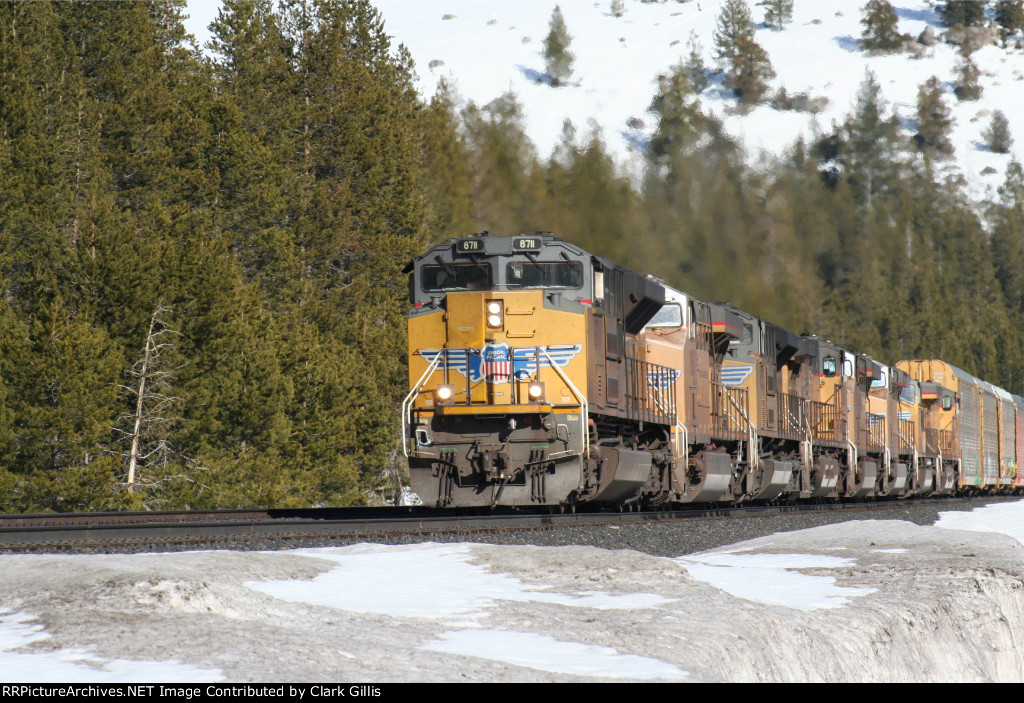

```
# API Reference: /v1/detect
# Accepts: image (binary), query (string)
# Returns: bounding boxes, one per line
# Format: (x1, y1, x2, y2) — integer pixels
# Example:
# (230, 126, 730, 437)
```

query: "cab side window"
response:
(822, 355, 837, 378)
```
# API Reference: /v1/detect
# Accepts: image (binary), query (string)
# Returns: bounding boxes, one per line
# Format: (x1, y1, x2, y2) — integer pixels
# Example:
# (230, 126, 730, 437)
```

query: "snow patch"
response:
(247, 543, 671, 618)
(935, 499, 1024, 548)
(422, 629, 688, 680)
(0, 609, 222, 683)
(676, 552, 876, 610)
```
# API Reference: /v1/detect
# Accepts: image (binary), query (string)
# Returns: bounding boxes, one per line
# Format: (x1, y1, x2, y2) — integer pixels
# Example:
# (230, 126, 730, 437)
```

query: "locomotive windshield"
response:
(421, 262, 492, 291)
(505, 261, 583, 289)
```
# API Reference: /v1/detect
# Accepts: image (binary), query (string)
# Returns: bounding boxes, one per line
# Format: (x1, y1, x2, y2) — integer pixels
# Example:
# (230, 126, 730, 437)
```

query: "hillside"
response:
(365, 0, 1024, 203)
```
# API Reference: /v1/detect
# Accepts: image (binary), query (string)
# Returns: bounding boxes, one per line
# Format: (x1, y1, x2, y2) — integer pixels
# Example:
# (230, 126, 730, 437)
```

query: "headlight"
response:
(435, 385, 455, 404)
(527, 382, 545, 402)
(486, 299, 503, 328)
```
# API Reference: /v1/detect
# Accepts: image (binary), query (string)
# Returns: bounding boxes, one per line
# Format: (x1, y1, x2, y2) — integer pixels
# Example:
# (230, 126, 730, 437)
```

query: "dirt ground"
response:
(2, 519, 1024, 682)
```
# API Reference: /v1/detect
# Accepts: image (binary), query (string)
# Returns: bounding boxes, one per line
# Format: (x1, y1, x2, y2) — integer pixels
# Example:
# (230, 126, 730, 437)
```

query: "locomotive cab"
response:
(403, 234, 669, 508)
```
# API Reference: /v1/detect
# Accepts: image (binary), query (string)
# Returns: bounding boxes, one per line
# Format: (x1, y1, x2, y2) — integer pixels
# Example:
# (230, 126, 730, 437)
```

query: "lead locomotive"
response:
(403, 234, 1022, 508)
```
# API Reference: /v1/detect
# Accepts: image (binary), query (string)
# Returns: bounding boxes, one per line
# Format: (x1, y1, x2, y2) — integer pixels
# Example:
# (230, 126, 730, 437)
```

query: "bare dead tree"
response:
(114, 302, 182, 494)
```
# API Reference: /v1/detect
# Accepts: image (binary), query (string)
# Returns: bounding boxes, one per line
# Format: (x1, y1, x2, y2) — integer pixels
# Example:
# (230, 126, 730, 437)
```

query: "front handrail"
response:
(402, 351, 443, 457)
(675, 422, 689, 468)
(807, 399, 843, 441)
(626, 358, 677, 425)
(541, 347, 588, 459)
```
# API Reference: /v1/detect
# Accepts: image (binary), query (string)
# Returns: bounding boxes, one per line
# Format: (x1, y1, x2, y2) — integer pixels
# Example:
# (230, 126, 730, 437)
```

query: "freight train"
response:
(402, 233, 1024, 508)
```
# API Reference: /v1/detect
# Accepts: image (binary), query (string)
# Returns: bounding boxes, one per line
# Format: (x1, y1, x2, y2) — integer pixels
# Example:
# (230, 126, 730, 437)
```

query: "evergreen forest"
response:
(2, 0, 1023, 512)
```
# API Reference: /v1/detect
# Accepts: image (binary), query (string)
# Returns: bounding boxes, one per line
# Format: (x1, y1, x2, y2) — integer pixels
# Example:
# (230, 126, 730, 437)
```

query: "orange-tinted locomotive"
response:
(403, 234, 1023, 507)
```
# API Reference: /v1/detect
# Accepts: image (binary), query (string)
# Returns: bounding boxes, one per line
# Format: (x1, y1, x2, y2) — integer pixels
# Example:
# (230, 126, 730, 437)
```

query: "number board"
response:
(454, 239, 484, 254)
(512, 237, 541, 252)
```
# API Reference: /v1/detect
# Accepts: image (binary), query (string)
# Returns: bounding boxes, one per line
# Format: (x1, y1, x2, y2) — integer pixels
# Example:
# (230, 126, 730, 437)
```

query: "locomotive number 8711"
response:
(402, 233, 1023, 508)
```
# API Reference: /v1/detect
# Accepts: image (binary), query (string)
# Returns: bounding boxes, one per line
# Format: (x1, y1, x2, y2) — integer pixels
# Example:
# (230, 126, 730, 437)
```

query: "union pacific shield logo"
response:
(419, 344, 583, 384)
(482, 342, 512, 383)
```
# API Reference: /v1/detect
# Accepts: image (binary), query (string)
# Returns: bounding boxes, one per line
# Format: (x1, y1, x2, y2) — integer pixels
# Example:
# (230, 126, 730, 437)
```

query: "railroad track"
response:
(0, 497, 1007, 554)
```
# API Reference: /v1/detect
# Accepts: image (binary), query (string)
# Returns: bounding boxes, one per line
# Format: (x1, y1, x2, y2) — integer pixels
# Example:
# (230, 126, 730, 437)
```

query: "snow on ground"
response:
(677, 550, 877, 610)
(422, 629, 687, 679)
(3, 499, 1024, 682)
(248, 543, 672, 618)
(935, 498, 1024, 545)
(0, 609, 222, 683)
(248, 544, 686, 679)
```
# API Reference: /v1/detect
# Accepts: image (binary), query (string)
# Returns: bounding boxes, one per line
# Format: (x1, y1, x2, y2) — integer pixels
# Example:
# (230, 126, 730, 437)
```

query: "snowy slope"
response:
(366, 0, 1024, 201)
(182, 1, 1024, 200)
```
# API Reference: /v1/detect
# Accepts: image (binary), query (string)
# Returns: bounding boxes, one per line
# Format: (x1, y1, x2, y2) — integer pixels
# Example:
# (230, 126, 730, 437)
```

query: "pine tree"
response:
(209, 0, 302, 300)
(860, 0, 903, 51)
(274, 0, 426, 503)
(648, 61, 708, 159)
(939, 1, 988, 27)
(0, 277, 28, 509)
(61, 0, 217, 209)
(0, 0, 467, 507)
(713, 0, 756, 70)
(726, 35, 776, 103)
(759, 0, 794, 30)
(711, 0, 774, 103)
(995, 0, 1024, 33)
(844, 69, 902, 204)
(15, 300, 124, 511)
(419, 80, 475, 245)
(990, 160, 1024, 309)
(544, 5, 575, 86)
(954, 51, 983, 100)
(461, 92, 540, 233)
(914, 76, 955, 155)
(984, 110, 1014, 152)
(684, 30, 711, 93)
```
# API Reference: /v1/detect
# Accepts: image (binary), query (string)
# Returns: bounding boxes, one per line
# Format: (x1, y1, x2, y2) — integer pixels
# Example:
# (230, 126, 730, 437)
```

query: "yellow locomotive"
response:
(404, 233, 669, 507)
(404, 234, 1023, 508)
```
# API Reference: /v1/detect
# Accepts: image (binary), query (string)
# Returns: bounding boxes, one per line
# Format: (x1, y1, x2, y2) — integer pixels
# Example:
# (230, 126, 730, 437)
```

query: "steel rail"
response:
(0, 496, 1009, 553)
